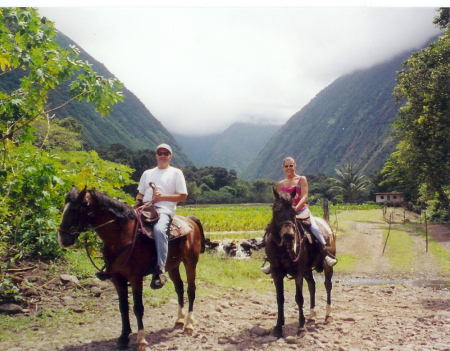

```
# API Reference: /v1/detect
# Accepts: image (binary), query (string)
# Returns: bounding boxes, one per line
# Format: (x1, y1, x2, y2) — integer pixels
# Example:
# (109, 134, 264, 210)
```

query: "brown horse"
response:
(57, 186, 205, 350)
(265, 188, 336, 338)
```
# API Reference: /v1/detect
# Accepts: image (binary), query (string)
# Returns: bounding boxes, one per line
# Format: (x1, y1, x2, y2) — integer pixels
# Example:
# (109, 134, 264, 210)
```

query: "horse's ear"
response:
(290, 187, 296, 199)
(272, 187, 279, 200)
(76, 185, 87, 202)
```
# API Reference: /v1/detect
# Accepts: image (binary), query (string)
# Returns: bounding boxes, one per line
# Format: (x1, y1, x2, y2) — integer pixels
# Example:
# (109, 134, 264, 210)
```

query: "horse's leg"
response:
(324, 266, 334, 322)
(295, 275, 306, 334)
(304, 270, 317, 321)
(183, 259, 198, 335)
(112, 276, 132, 350)
(168, 266, 186, 330)
(130, 277, 148, 351)
(272, 274, 285, 338)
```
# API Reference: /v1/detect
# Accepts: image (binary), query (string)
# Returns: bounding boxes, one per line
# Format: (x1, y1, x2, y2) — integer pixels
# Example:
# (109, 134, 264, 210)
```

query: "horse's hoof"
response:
(174, 321, 185, 330)
(183, 326, 194, 336)
(117, 336, 129, 350)
(136, 344, 150, 351)
(325, 315, 334, 323)
(272, 327, 283, 338)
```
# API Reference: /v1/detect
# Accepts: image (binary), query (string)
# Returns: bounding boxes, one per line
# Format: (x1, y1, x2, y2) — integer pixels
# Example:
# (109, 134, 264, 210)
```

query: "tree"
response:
(385, 8, 450, 208)
(0, 8, 123, 149)
(0, 8, 127, 261)
(330, 163, 371, 203)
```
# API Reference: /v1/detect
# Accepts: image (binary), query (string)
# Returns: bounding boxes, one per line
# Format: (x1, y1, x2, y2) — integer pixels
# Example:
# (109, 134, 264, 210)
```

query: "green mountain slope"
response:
(174, 122, 280, 174)
(53, 32, 193, 167)
(0, 31, 193, 167)
(241, 50, 420, 181)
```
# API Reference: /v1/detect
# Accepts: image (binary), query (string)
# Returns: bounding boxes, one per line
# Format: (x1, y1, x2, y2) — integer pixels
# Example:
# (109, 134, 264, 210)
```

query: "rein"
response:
(84, 214, 141, 278)
(289, 220, 302, 263)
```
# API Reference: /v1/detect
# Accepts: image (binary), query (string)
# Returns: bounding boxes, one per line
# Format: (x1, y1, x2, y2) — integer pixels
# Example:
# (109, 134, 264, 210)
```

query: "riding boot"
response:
(150, 264, 167, 289)
(321, 246, 338, 267)
(260, 256, 271, 274)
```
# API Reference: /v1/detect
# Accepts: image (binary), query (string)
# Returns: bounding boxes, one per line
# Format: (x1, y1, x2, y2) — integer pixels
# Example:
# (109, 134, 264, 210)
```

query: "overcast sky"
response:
(35, 3, 442, 135)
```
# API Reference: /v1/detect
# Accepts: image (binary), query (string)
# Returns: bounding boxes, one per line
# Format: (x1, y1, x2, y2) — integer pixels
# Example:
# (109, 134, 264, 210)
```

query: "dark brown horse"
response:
(57, 186, 205, 350)
(265, 188, 336, 338)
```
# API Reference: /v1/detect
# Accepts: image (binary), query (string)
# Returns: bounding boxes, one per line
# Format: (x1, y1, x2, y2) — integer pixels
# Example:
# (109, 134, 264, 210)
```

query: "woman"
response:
(261, 157, 337, 274)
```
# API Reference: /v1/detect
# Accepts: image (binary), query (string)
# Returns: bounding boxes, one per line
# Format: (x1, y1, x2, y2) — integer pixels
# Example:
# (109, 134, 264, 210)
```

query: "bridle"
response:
(58, 194, 141, 278)
(271, 201, 303, 263)
(277, 219, 302, 263)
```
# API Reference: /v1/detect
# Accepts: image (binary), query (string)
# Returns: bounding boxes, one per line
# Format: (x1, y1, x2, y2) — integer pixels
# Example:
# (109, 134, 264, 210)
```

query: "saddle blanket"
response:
(140, 215, 193, 241)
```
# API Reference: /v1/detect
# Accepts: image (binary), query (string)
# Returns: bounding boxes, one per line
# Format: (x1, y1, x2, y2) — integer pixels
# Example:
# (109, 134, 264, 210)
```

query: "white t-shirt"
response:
(137, 166, 188, 216)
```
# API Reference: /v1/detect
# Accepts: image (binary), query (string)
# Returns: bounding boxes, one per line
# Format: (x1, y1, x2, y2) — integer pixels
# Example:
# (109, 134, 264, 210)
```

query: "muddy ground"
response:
(1, 208, 450, 351)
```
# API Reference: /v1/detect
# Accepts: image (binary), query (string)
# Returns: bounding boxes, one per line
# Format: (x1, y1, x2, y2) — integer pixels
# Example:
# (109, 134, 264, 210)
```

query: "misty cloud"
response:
(39, 6, 441, 135)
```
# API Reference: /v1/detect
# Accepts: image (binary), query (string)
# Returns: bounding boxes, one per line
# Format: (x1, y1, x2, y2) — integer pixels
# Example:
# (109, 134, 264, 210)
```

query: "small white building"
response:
(375, 192, 404, 204)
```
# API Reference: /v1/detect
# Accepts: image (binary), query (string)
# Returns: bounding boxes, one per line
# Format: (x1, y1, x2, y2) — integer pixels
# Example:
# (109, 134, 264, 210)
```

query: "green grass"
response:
(382, 228, 416, 271)
(333, 253, 359, 274)
(406, 224, 450, 275)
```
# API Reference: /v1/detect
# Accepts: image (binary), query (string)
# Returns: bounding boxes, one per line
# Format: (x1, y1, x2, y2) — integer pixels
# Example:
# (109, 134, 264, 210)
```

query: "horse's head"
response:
(271, 187, 297, 246)
(57, 185, 90, 248)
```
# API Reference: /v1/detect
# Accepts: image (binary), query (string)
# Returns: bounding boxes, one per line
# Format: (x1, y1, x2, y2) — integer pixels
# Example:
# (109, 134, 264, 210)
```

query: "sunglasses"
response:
(157, 151, 170, 156)
(284, 164, 294, 168)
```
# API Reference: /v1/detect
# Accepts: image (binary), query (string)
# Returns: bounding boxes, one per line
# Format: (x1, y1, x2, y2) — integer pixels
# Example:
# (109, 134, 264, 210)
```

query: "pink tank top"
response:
(280, 177, 307, 211)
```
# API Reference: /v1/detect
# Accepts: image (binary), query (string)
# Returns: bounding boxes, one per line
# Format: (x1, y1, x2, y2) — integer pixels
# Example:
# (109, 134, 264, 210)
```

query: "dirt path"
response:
(2, 209, 450, 351)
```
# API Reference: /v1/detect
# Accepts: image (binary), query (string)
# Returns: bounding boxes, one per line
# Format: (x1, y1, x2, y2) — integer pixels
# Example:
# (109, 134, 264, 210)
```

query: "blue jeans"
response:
(297, 208, 326, 246)
(153, 211, 172, 269)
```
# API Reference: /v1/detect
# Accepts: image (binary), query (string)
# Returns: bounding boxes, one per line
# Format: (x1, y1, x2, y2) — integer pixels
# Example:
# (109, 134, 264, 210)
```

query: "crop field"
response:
(176, 204, 380, 236)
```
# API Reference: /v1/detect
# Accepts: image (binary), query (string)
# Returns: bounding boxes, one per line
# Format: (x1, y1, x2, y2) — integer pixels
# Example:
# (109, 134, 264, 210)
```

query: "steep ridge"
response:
(241, 44, 434, 181)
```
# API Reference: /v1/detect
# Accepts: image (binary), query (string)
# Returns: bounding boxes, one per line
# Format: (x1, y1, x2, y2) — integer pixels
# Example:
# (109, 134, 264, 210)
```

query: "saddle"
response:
(295, 213, 331, 246)
(135, 203, 193, 240)
(295, 212, 313, 244)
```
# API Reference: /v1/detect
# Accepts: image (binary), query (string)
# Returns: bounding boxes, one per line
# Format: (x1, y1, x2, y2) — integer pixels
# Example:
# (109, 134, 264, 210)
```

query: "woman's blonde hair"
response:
(282, 157, 296, 167)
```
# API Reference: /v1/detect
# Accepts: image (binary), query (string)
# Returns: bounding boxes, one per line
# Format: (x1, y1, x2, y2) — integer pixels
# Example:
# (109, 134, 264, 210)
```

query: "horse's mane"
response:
(88, 190, 137, 222)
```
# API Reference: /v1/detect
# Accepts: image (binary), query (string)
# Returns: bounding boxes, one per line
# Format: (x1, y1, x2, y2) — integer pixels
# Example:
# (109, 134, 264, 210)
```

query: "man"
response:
(136, 143, 188, 289)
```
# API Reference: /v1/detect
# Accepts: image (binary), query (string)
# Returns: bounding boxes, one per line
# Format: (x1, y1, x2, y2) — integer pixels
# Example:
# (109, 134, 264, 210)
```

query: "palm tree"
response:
(331, 163, 371, 203)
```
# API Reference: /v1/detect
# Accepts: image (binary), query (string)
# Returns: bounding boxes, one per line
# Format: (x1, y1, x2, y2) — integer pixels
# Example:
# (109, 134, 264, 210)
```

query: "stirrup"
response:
(150, 272, 167, 290)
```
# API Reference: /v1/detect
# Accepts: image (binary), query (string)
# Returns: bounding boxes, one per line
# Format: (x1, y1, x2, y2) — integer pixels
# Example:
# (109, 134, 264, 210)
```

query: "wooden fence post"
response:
(323, 198, 329, 223)
(425, 211, 428, 253)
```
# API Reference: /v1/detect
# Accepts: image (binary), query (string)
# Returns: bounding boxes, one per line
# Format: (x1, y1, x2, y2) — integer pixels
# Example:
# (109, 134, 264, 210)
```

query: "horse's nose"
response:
(57, 230, 78, 248)
(281, 233, 294, 243)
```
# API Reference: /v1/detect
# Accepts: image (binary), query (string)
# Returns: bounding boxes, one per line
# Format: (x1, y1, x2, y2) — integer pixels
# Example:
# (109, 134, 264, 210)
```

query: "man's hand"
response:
(153, 190, 163, 202)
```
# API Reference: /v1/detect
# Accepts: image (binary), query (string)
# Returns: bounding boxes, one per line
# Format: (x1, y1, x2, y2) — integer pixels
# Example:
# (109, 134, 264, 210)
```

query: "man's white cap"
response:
(156, 143, 172, 154)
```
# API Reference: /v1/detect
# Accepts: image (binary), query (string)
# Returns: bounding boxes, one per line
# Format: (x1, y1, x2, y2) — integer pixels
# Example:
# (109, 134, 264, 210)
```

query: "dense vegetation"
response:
(0, 8, 134, 300)
(382, 8, 450, 222)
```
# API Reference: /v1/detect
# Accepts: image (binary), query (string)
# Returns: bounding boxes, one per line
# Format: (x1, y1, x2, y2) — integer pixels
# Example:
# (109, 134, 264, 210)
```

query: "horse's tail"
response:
(188, 215, 206, 253)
